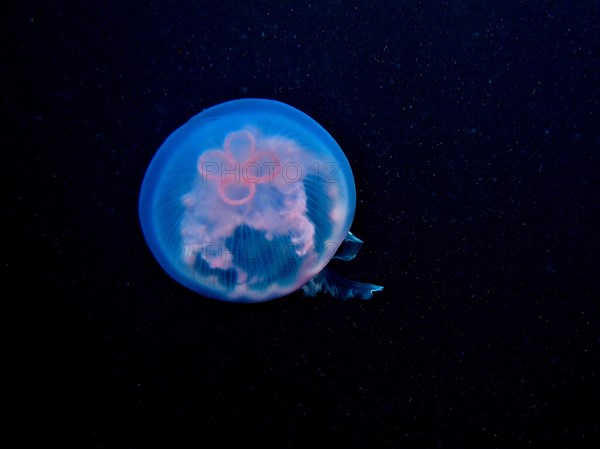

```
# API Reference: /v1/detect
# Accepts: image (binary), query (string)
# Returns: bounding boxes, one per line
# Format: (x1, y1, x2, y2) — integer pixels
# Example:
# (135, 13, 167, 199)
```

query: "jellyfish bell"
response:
(139, 99, 383, 302)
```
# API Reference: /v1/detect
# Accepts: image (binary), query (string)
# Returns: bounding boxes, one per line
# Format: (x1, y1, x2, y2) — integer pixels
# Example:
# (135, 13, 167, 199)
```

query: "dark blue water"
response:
(5, 1, 598, 448)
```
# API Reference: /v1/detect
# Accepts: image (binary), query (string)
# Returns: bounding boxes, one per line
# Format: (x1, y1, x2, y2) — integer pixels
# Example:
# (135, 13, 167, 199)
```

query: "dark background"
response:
(5, 1, 599, 448)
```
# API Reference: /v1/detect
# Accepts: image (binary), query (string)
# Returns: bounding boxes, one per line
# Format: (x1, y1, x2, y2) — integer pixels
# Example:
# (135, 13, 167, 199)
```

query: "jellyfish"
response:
(139, 99, 383, 303)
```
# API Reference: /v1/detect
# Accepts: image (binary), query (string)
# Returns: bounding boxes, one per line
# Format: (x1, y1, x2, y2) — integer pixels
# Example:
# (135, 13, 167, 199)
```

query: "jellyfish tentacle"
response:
(302, 268, 383, 300)
(332, 231, 364, 261)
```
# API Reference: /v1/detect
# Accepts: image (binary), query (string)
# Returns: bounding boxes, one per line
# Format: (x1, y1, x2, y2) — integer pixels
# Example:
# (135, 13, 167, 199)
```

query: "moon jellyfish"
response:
(139, 99, 383, 303)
